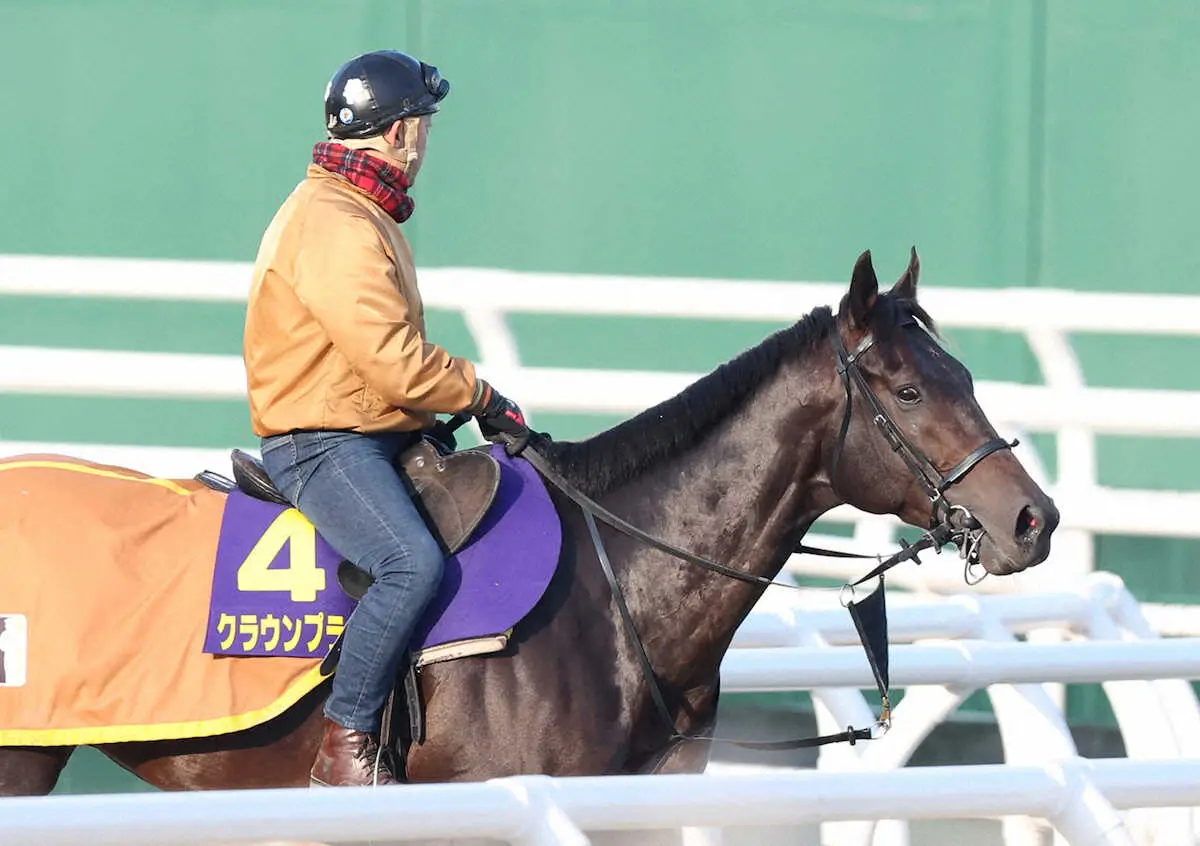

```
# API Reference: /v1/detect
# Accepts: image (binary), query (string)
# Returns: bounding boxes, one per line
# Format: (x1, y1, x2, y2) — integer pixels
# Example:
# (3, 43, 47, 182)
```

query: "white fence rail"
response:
(2, 759, 1199, 846)
(723, 571, 1200, 846)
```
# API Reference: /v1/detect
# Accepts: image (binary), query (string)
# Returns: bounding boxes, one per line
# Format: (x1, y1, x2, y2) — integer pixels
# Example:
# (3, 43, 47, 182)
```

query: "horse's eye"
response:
(897, 385, 921, 404)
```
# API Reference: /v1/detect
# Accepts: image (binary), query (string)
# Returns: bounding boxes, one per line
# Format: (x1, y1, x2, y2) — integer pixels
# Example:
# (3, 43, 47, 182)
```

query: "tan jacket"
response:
(244, 164, 480, 436)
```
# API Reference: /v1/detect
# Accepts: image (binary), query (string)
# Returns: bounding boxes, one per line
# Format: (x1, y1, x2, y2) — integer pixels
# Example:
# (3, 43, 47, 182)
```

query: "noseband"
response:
(828, 319, 1016, 573)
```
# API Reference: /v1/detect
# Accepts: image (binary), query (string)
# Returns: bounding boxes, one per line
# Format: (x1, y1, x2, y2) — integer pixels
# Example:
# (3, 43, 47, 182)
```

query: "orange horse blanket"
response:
(0, 454, 329, 746)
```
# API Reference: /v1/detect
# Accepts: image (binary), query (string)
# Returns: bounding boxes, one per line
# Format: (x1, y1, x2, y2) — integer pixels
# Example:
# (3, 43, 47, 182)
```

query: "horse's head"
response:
(825, 248, 1058, 576)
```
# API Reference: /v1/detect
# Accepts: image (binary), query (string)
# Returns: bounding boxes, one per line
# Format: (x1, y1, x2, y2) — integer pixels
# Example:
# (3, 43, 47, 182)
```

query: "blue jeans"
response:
(259, 429, 444, 734)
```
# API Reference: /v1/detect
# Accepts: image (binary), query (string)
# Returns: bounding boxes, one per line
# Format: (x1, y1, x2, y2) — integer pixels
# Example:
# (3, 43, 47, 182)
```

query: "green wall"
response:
(3, 0, 1199, 787)
(6, 1, 1199, 294)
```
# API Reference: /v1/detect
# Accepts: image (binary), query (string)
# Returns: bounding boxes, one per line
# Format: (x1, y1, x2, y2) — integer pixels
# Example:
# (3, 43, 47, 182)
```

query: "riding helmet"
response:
(324, 50, 450, 139)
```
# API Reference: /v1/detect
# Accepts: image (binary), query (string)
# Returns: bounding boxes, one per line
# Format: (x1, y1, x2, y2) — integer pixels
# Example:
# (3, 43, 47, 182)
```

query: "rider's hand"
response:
(471, 381, 532, 454)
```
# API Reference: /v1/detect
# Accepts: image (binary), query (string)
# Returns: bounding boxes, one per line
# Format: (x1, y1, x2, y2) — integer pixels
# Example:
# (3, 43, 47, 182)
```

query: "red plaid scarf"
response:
(312, 142, 415, 223)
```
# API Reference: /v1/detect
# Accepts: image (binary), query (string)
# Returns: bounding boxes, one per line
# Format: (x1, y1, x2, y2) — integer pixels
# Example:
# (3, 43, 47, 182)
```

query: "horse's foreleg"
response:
(0, 746, 75, 795)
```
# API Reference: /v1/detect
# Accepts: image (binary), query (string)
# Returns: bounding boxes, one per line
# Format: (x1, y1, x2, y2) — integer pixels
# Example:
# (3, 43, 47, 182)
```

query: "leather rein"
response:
(510, 319, 1015, 753)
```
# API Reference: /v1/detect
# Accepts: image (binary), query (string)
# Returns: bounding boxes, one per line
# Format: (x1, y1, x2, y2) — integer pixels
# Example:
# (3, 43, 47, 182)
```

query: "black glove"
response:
(474, 382, 532, 454)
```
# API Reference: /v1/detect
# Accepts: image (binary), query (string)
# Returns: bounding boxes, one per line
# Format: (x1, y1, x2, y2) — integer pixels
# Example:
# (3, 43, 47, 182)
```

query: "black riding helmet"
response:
(324, 50, 450, 139)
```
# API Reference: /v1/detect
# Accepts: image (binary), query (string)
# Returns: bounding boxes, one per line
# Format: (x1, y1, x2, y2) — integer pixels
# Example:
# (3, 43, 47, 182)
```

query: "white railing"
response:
(1, 759, 1198, 846)
(4, 253, 1200, 594)
(726, 570, 1200, 846)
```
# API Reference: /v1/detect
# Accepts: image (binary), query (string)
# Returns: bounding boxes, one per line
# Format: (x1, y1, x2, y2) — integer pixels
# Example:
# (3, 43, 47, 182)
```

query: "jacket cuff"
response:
(468, 379, 492, 414)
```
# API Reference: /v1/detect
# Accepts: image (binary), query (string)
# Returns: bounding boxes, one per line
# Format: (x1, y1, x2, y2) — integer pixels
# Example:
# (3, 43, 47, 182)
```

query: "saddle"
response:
(197, 435, 501, 599)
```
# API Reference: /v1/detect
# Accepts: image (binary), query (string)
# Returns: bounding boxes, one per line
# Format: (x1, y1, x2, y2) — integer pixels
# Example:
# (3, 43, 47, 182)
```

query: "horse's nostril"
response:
(1015, 504, 1043, 544)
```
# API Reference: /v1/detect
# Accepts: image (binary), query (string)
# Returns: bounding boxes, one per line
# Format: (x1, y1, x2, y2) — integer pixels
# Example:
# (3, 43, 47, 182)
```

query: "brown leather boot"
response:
(309, 717, 400, 787)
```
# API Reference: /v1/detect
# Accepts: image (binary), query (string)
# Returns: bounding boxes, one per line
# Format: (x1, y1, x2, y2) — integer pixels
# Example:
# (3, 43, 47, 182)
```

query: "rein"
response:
(522, 445, 884, 751)
(507, 318, 1016, 753)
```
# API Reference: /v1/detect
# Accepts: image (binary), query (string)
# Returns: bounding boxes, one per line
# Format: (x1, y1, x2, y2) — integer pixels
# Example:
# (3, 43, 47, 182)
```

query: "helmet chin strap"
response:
(337, 118, 422, 176)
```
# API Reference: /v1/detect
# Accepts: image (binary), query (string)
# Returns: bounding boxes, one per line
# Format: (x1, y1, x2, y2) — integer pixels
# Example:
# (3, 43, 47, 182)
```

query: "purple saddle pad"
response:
(409, 445, 562, 650)
(203, 445, 562, 659)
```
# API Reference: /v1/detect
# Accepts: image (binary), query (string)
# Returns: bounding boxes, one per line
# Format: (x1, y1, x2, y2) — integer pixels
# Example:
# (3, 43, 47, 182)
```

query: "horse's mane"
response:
(534, 291, 938, 498)
(533, 305, 831, 498)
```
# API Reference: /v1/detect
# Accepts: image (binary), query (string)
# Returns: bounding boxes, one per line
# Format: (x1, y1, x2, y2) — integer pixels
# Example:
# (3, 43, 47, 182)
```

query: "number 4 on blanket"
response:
(203, 490, 356, 658)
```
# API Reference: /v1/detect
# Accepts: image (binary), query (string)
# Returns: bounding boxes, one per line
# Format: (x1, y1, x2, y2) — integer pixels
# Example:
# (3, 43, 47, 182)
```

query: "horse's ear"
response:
(847, 249, 878, 329)
(890, 246, 920, 301)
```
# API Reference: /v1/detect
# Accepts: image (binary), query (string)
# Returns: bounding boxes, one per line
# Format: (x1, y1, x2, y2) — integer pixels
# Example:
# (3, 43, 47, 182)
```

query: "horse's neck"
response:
(607, 357, 839, 688)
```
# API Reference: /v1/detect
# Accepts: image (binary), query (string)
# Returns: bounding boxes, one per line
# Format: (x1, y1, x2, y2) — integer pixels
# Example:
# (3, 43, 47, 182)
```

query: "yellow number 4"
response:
(236, 509, 326, 602)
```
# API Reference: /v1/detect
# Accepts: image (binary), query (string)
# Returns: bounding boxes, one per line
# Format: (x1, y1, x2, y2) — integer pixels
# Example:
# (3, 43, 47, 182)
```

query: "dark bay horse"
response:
(0, 249, 1058, 794)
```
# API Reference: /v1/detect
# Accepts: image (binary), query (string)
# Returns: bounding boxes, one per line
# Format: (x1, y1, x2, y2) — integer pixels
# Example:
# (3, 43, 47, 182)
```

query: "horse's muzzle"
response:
(1001, 498, 1060, 573)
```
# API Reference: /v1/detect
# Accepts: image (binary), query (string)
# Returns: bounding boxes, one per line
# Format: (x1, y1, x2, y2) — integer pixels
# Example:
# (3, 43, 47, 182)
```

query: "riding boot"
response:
(309, 716, 400, 787)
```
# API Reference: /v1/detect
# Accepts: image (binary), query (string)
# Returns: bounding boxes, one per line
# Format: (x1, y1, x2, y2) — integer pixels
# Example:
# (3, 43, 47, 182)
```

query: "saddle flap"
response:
(398, 441, 502, 556)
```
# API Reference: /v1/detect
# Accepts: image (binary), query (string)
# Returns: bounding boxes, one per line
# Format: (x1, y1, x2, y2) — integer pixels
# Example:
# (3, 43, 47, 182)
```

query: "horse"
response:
(0, 248, 1057, 795)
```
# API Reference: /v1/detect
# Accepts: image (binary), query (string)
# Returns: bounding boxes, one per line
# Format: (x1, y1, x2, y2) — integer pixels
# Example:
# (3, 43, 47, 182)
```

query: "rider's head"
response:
(323, 50, 450, 181)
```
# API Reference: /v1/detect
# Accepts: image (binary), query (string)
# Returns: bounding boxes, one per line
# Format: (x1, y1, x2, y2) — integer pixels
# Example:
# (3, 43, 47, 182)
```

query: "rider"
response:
(243, 49, 531, 787)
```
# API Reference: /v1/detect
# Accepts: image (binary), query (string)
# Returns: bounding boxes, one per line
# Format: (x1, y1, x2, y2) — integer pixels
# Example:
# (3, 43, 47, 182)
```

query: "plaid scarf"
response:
(312, 142, 415, 223)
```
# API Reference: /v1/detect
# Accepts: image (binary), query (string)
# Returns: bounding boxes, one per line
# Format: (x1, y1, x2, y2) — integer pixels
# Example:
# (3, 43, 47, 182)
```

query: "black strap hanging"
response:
(583, 508, 891, 751)
(846, 577, 892, 729)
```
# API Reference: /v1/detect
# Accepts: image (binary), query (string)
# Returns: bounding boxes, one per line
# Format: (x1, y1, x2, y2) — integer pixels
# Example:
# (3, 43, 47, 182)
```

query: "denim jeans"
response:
(260, 429, 444, 734)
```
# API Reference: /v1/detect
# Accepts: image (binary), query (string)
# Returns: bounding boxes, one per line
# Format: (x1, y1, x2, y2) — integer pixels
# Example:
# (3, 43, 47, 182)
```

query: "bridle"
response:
(829, 319, 1016, 582)
(510, 317, 1017, 754)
